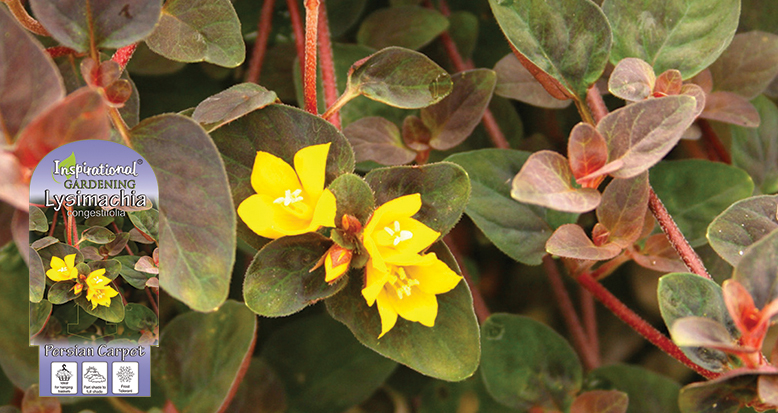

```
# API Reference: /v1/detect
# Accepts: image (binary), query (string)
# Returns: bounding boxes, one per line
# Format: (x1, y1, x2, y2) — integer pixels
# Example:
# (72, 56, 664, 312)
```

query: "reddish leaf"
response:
(632, 234, 687, 273)
(546, 224, 622, 261)
(722, 279, 763, 339)
(494, 53, 572, 109)
(192, 83, 278, 131)
(654, 70, 683, 96)
(570, 390, 628, 413)
(680, 84, 707, 118)
(402, 115, 432, 152)
(511, 151, 601, 213)
(709, 31, 778, 100)
(0, 152, 29, 211)
(343, 117, 416, 166)
(0, 7, 64, 141)
(80, 58, 122, 89)
(596, 172, 649, 248)
(13, 88, 109, 169)
(597, 95, 697, 178)
(22, 384, 61, 413)
(691, 69, 714, 94)
(422, 69, 497, 150)
(509, 45, 573, 100)
(758, 375, 778, 405)
(568, 123, 608, 188)
(670, 317, 743, 353)
(700, 91, 761, 127)
(608, 57, 655, 101)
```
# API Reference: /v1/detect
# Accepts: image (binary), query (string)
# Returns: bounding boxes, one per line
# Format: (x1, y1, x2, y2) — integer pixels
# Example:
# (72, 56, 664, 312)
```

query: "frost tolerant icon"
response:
(117, 365, 134, 383)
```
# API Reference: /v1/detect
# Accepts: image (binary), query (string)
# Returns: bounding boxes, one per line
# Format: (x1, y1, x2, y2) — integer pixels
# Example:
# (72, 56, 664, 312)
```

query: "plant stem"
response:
(246, 0, 275, 84)
(321, 90, 354, 121)
(45, 46, 80, 59)
(285, 0, 306, 79)
(3, 0, 50, 36)
(302, 0, 320, 114)
(109, 107, 132, 147)
(111, 44, 137, 70)
(543, 255, 600, 370)
(145, 287, 158, 314)
(444, 234, 491, 324)
(698, 119, 731, 164)
(317, 4, 341, 129)
(580, 287, 600, 360)
(111, 222, 134, 256)
(586, 85, 608, 124)
(648, 187, 712, 280)
(576, 271, 719, 379)
(574, 98, 596, 126)
(48, 208, 58, 237)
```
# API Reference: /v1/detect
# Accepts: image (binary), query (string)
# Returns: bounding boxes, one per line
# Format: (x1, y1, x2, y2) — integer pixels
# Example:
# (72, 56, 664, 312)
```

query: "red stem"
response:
(698, 119, 731, 164)
(580, 287, 600, 361)
(586, 85, 608, 124)
(648, 188, 712, 279)
(4, 0, 50, 36)
(112, 222, 134, 256)
(577, 271, 719, 379)
(111, 44, 137, 69)
(285, 0, 306, 80)
(444, 234, 491, 324)
(246, 0, 276, 84)
(146, 287, 159, 314)
(543, 256, 600, 370)
(302, 0, 320, 114)
(317, 5, 341, 129)
(48, 208, 58, 237)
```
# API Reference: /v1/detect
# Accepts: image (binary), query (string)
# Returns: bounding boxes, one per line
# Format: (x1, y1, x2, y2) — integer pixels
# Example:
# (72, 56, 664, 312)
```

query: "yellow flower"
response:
(85, 269, 119, 309)
(238, 143, 338, 239)
(324, 245, 352, 283)
(362, 194, 440, 273)
(46, 254, 79, 282)
(362, 253, 462, 338)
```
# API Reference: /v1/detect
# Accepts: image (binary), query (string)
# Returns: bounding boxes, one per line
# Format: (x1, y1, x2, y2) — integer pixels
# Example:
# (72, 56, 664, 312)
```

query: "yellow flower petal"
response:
(294, 143, 330, 200)
(324, 246, 351, 283)
(363, 262, 391, 306)
(404, 253, 462, 295)
(250, 151, 301, 196)
(310, 189, 337, 230)
(376, 289, 398, 338)
(384, 285, 438, 327)
(85, 269, 109, 288)
(46, 254, 78, 282)
(238, 194, 285, 239)
(64, 254, 76, 269)
(363, 194, 425, 272)
(87, 284, 118, 309)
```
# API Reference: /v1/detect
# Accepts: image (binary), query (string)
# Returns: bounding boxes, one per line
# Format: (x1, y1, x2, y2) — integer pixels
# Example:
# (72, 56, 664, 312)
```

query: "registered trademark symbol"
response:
(137, 159, 143, 165)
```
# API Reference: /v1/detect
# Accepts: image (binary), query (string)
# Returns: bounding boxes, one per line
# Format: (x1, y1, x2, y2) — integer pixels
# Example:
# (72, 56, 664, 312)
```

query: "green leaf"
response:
(114, 255, 152, 289)
(449, 11, 479, 59)
(211, 104, 354, 249)
(0, 6, 64, 141)
(328, 173, 375, 226)
(325, 0, 368, 38)
(732, 230, 778, 311)
(29, 299, 51, 339)
(488, 0, 612, 99)
(419, 373, 521, 413)
(493, 53, 572, 109)
(327, 242, 480, 381)
(598, 96, 698, 179)
(446, 149, 576, 266)
(244, 233, 345, 317)
(422, 69, 497, 151)
(84, 215, 114, 228)
(343, 117, 416, 166)
(28, 206, 47, 233)
(731, 95, 778, 195)
(707, 195, 778, 267)
(28, 248, 45, 303)
(192, 83, 278, 132)
(657, 272, 735, 372)
(128, 208, 159, 242)
(153, 300, 257, 413)
(131, 114, 236, 312)
(347, 47, 453, 109)
(546, 224, 623, 260)
(29, 0, 161, 52)
(650, 160, 754, 247)
(47, 281, 80, 305)
(365, 162, 471, 236)
(570, 390, 629, 413)
(480, 314, 582, 411)
(596, 173, 650, 248)
(80, 226, 116, 245)
(357, 6, 449, 51)
(13, 87, 109, 169)
(510, 150, 602, 213)
(585, 364, 681, 413)
(145, 0, 246, 67)
(608, 57, 656, 102)
(225, 357, 287, 413)
(709, 31, 778, 100)
(0, 244, 38, 389)
(603, 0, 740, 79)
(262, 314, 398, 413)
(678, 369, 774, 413)
(124, 303, 158, 331)
(36, 241, 83, 277)
(669, 317, 741, 352)
(75, 287, 125, 323)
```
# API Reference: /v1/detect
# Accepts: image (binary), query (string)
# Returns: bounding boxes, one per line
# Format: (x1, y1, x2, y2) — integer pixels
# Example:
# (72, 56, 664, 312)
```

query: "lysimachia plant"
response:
(1, 0, 778, 412)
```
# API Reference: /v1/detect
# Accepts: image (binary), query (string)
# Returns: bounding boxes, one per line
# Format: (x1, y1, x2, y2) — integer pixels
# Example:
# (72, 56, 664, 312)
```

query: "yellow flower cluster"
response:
(239, 143, 461, 337)
(46, 253, 119, 309)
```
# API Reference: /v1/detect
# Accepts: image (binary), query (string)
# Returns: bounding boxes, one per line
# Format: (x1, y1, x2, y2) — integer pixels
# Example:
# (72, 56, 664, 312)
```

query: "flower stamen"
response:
(273, 189, 304, 206)
(383, 221, 414, 246)
(388, 267, 420, 299)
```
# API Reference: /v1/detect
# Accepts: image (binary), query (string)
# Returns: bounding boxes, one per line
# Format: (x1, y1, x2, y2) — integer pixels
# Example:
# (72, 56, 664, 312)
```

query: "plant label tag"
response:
(29, 140, 159, 397)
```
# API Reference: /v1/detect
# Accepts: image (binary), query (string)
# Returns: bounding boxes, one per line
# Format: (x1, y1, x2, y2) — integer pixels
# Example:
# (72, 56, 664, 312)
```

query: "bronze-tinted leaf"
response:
(343, 117, 416, 165)
(709, 31, 778, 100)
(546, 224, 622, 261)
(731, 95, 778, 194)
(568, 123, 609, 187)
(596, 173, 649, 248)
(357, 6, 448, 51)
(700, 91, 761, 128)
(192, 83, 278, 131)
(707, 195, 778, 267)
(493, 53, 572, 109)
(608, 58, 656, 102)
